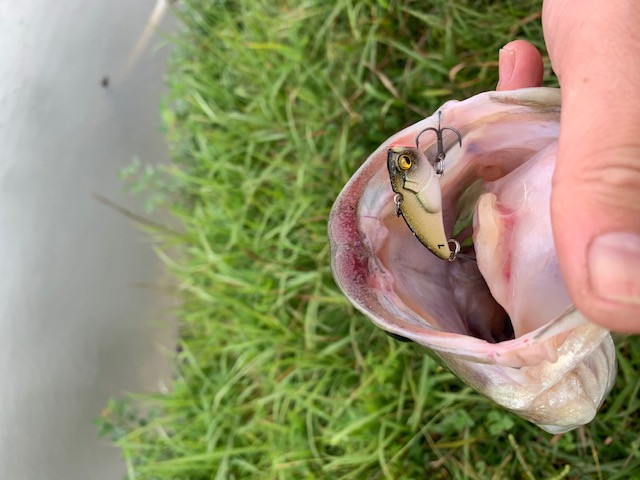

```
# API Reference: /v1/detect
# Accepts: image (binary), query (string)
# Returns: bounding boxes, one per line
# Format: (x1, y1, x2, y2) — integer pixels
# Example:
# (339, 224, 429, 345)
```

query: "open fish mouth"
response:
(328, 88, 617, 434)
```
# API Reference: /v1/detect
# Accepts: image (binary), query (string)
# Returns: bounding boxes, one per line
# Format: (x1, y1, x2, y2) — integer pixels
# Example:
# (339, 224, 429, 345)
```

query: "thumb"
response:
(551, 18, 640, 333)
(495, 40, 543, 91)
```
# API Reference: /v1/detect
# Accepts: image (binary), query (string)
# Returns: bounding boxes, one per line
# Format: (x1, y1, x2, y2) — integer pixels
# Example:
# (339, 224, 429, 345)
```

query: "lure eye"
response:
(398, 154, 412, 170)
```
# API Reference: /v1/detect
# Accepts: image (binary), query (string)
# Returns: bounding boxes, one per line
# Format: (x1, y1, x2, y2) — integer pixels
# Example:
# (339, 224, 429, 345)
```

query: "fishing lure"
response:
(387, 112, 462, 261)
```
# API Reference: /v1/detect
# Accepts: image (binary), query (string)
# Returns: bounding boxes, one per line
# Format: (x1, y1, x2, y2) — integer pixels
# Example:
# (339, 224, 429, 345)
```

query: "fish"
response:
(328, 87, 617, 434)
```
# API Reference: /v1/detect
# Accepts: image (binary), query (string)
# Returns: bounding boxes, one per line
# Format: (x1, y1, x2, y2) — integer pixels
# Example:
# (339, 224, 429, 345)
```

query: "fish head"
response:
(329, 87, 617, 434)
(387, 145, 434, 195)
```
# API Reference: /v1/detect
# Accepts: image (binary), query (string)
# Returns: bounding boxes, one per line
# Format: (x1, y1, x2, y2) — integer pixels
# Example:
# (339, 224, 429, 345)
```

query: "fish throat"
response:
(377, 106, 563, 343)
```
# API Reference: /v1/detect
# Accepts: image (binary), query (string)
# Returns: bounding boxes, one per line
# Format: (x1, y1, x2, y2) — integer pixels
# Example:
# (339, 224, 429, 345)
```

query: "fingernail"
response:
(498, 47, 516, 85)
(589, 232, 640, 304)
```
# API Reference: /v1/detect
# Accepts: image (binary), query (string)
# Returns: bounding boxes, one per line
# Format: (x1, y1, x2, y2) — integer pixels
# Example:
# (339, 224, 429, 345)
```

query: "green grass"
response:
(101, 1, 640, 478)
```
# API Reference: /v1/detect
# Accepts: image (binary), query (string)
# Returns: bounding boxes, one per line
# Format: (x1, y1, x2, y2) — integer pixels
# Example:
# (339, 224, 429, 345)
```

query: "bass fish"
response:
(329, 88, 616, 434)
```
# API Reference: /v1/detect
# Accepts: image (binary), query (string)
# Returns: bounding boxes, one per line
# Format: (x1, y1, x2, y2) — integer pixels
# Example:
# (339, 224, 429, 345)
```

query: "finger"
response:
(550, 3, 640, 333)
(496, 40, 544, 91)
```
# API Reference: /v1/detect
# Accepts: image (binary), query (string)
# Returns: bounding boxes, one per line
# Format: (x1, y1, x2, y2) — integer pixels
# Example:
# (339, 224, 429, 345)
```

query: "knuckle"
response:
(558, 144, 640, 212)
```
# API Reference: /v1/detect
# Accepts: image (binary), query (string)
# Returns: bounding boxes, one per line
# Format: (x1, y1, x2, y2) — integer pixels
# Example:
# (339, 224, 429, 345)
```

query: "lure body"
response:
(387, 146, 451, 260)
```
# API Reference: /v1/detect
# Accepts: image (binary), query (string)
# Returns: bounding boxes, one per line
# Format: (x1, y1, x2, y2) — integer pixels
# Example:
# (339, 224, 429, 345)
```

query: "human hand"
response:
(496, 1, 640, 333)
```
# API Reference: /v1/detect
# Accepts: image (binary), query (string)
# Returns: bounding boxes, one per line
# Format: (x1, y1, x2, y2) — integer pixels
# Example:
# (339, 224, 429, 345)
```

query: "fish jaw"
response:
(440, 313, 616, 434)
(328, 87, 617, 432)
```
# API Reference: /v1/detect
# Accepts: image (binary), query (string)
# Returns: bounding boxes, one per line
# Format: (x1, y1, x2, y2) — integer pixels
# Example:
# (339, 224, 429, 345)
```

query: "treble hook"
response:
(415, 111, 462, 176)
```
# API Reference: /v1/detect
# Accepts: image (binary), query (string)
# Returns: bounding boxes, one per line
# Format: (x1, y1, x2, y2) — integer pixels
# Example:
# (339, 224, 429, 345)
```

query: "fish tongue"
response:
(473, 143, 572, 338)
